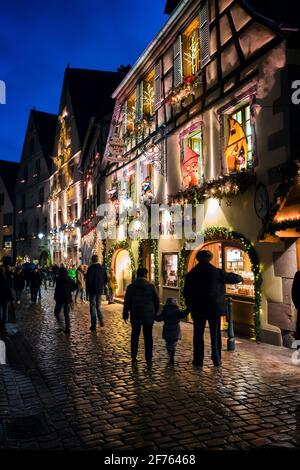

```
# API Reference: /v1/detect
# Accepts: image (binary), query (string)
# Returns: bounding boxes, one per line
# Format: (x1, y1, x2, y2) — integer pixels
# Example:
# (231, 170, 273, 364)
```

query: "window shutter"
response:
(122, 101, 128, 135)
(154, 61, 161, 111)
(135, 83, 143, 121)
(200, 0, 210, 68)
(173, 35, 183, 87)
(135, 85, 140, 121)
(139, 81, 143, 119)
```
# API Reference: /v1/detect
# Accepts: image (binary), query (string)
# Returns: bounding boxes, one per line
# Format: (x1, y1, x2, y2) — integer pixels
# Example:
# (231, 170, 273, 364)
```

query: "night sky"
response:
(0, 0, 167, 163)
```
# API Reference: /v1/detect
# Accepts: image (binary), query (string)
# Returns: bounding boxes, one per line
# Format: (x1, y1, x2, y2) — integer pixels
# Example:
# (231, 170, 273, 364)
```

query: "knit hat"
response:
(166, 297, 178, 306)
(196, 250, 213, 262)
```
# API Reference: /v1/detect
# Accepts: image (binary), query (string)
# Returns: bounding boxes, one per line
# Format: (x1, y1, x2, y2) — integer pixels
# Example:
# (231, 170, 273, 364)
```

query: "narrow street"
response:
(0, 286, 300, 450)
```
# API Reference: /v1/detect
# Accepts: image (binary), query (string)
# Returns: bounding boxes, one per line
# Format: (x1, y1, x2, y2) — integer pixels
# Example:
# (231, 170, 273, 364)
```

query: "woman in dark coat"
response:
(292, 270, 300, 342)
(54, 267, 76, 334)
(0, 266, 14, 326)
(156, 298, 187, 365)
(14, 266, 25, 304)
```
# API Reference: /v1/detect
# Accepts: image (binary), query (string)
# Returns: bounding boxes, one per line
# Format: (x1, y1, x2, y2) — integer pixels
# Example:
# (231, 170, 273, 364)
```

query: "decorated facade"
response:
(0, 160, 19, 265)
(49, 68, 124, 266)
(102, 0, 300, 346)
(15, 109, 57, 265)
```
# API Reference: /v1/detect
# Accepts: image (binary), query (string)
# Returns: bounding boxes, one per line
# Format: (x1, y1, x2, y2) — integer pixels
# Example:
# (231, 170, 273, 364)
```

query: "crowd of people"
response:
(1, 251, 300, 370)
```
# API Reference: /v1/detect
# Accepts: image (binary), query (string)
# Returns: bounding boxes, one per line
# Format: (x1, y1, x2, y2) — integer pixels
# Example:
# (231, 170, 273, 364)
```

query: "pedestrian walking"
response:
(123, 267, 160, 368)
(107, 268, 118, 304)
(292, 270, 300, 344)
(86, 255, 107, 331)
(51, 264, 59, 286)
(183, 250, 243, 367)
(75, 265, 85, 303)
(14, 265, 25, 304)
(156, 298, 187, 365)
(54, 267, 76, 334)
(29, 266, 42, 304)
(82, 264, 88, 301)
(0, 266, 14, 327)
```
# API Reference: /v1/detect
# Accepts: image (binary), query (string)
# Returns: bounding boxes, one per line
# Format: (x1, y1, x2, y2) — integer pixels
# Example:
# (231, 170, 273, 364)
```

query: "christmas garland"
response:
(106, 240, 136, 280)
(178, 226, 262, 341)
(138, 239, 159, 289)
(268, 220, 300, 235)
(169, 171, 256, 205)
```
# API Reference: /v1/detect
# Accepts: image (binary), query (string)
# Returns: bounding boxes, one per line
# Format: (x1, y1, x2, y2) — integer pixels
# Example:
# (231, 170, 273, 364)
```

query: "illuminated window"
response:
(143, 70, 155, 116)
(162, 253, 179, 288)
(182, 130, 203, 188)
(225, 104, 252, 173)
(128, 172, 136, 200)
(182, 17, 200, 78)
(127, 93, 136, 132)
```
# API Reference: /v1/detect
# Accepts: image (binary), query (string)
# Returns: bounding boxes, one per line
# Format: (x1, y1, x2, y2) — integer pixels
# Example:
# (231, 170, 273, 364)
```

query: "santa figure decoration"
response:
(182, 146, 199, 188)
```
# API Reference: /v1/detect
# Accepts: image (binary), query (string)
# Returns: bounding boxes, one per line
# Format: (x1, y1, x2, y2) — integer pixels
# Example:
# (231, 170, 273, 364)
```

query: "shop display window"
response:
(191, 242, 254, 299)
(162, 253, 179, 288)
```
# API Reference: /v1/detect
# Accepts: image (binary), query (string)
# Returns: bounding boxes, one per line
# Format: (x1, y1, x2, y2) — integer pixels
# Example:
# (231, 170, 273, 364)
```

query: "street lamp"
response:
(38, 233, 45, 240)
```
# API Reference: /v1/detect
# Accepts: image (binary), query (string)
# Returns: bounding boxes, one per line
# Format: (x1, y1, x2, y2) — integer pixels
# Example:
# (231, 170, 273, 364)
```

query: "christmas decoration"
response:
(106, 241, 136, 279)
(178, 226, 262, 341)
(169, 170, 255, 205)
(138, 239, 159, 289)
(143, 82, 155, 116)
(183, 31, 200, 75)
(182, 146, 199, 188)
(166, 73, 202, 106)
(225, 118, 248, 173)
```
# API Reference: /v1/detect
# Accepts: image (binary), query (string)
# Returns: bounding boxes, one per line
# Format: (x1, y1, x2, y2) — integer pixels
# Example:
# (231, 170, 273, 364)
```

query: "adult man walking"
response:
(123, 267, 160, 368)
(183, 250, 243, 367)
(292, 270, 300, 343)
(86, 255, 107, 331)
(29, 265, 42, 304)
(54, 267, 76, 334)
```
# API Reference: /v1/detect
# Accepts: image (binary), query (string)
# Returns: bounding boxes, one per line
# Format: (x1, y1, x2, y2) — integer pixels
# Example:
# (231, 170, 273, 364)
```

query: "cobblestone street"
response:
(0, 286, 300, 450)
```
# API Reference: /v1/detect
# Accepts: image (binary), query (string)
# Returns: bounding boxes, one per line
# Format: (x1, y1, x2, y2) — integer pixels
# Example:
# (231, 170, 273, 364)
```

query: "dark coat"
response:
(292, 270, 300, 309)
(14, 270, 25, 291)
(29, 270, 42, 289)
(54, 275, 76, 304)
(183, 261, 243, 318)
(123, 278, 160, 326)
(86, 263, 107, 295)
(156, 304, 187, 342)
(0, 274, 14, 303)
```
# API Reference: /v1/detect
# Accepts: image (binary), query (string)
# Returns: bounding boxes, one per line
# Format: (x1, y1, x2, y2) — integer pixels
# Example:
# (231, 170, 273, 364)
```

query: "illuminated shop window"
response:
(183, 17, 200, 78)
(182, 130, 203, 188)
(162, 253, 179, 289)
(191, 242, 254, 299)
(225, 104, 252, 173)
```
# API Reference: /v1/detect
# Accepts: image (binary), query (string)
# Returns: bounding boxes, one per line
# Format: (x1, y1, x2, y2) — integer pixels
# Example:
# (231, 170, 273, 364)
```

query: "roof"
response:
(240, 0, 300, 30)
(164, 0, 181, 15)
(0, 160, 19, 204)
(164, 0, 300, 29)
(31, 110, 57, 169)
(64, 68, 126, 146)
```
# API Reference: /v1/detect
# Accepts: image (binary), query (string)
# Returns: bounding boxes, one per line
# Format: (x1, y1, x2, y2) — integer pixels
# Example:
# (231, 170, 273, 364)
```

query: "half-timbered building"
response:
(102, 0, 300, 346)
